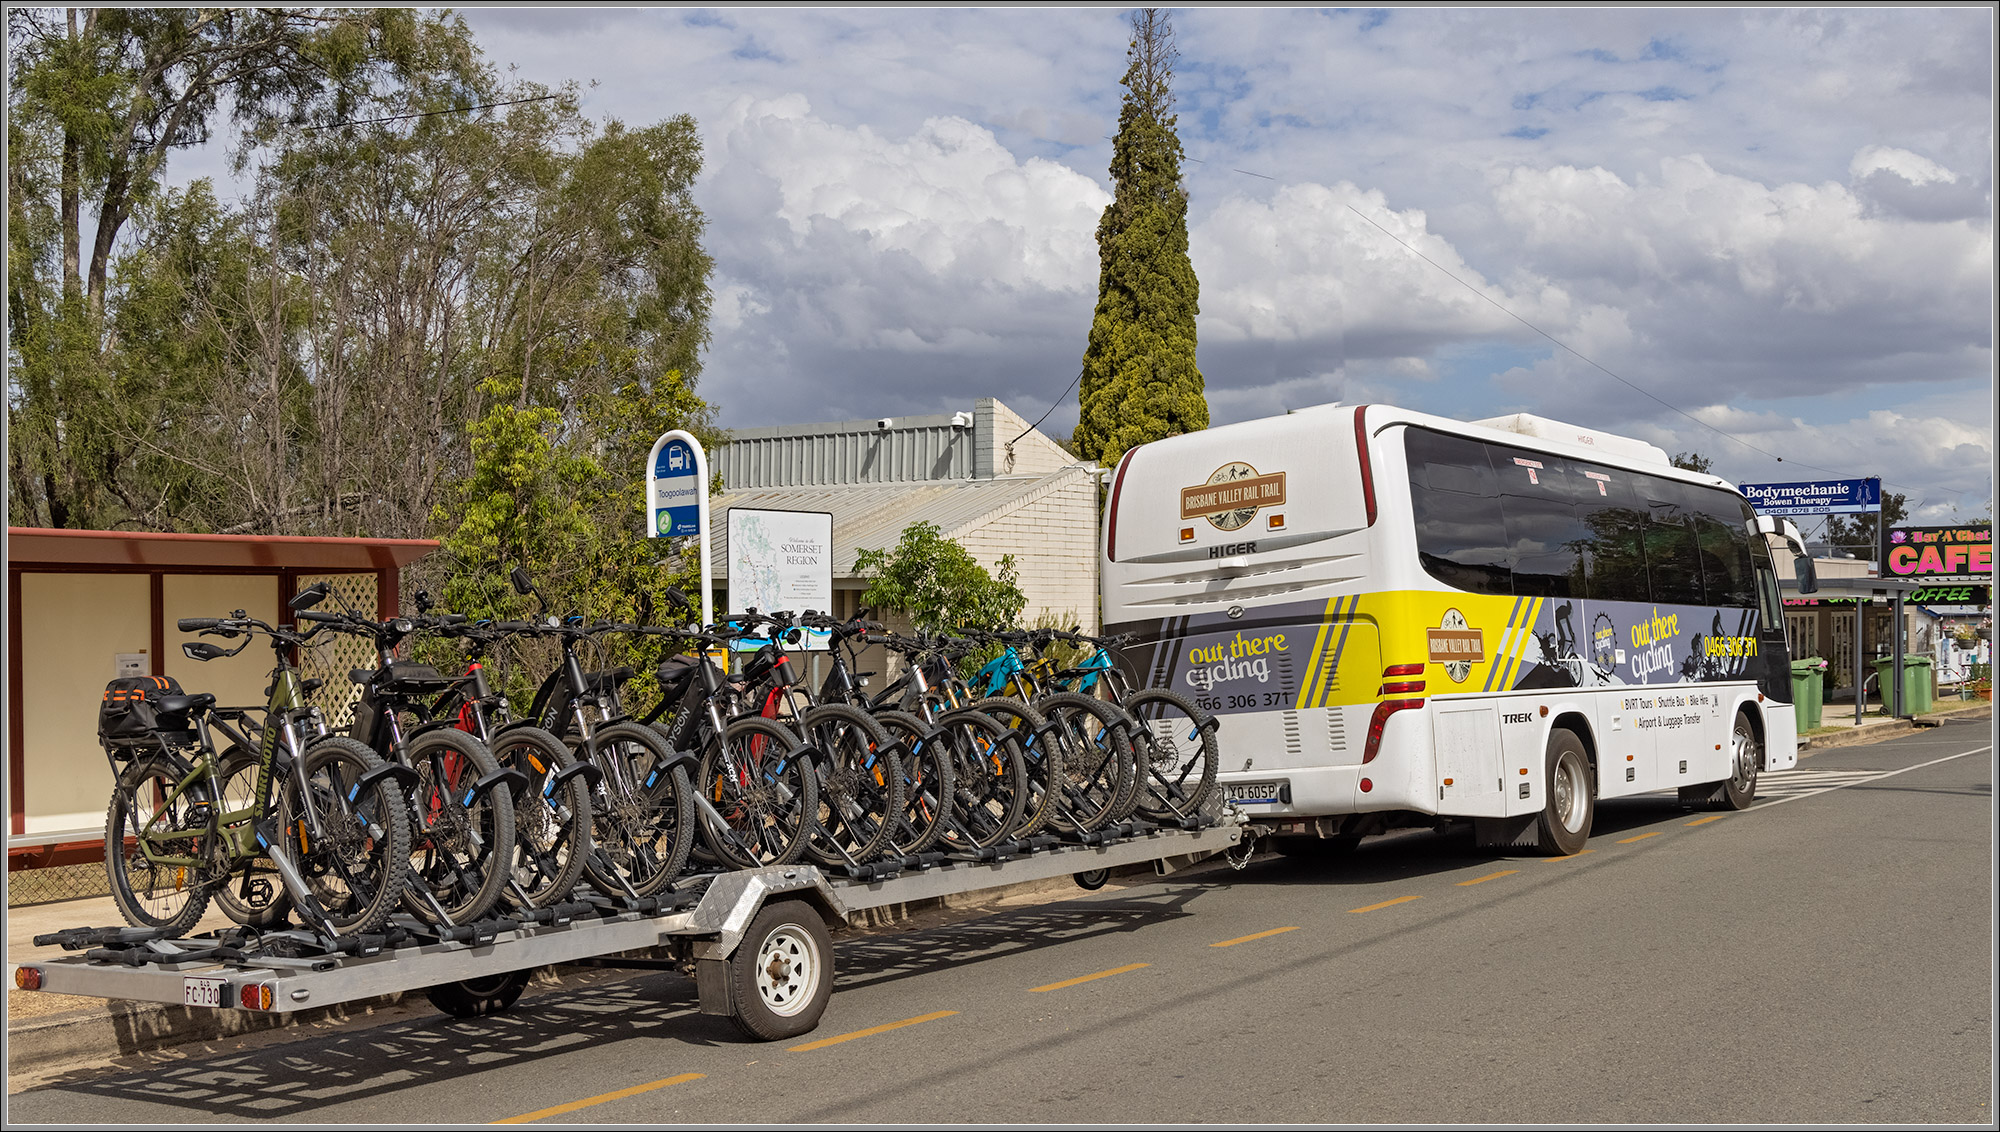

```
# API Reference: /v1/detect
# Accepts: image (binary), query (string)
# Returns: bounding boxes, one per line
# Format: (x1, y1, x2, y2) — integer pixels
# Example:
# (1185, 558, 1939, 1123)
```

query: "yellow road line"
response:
(1030, 962, 1151, 992)
(1685, 814, 1726, 826)
(1456, 870, 1519, 886)
(1617, 831, 1662, 844)
(789, 1009, 957, 1052)
(1540, 849, 1596, 862)
(494, 1072, 704, 1124)
(1347, 895, 1421, 914)
(1210, 926, 1301, 948)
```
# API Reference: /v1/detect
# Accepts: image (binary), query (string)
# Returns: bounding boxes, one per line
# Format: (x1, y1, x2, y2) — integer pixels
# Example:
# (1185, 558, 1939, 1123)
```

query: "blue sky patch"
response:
(1508, 126, 1550, 140)
(1639, 86, 1693, 102)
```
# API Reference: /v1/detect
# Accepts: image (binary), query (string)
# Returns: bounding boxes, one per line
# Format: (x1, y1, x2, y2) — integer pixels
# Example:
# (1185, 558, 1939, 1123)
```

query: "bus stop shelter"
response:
(6, 528, 436, 877)
(1779, 573, 1928, 723)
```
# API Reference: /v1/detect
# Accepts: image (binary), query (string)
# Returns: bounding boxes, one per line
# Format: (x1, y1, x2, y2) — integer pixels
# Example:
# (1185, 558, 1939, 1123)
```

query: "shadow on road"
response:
(22, 888, 1209, 1119)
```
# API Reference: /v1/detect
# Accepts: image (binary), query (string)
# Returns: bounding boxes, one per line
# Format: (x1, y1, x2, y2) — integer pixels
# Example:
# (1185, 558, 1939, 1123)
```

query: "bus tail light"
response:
(1363, 699, 1425, 763)
(1354, 406, 1377, 527)
(1104, 447, 1138, 562)
(1379, 663, 1426, 695)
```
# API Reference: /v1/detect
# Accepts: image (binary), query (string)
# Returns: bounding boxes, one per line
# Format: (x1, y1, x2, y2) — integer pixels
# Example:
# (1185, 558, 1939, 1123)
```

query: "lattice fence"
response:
(295, 573, 380, 731)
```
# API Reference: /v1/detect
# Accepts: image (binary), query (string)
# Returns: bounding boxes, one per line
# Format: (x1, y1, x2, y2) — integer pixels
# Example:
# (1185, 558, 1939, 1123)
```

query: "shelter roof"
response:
(6, 528, 437, 571)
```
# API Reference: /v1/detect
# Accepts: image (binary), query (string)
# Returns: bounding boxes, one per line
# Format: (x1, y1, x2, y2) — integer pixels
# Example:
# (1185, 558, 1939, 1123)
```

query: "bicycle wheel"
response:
(399, 729, 515, 924)
(935, 709, 1030, 850)
(583, 721, 696, 898)
(1035, 692, 1134, 834)
(105, 754, 214, 935)
(798, 703, 905, 868)
(490, 725, 593, 909)
(1122, 688, 1220, 823)
(697, 717, 818, 869)
(285, 737, 412, 935)
(967, 697, 1060, 840)
(870, 708, 956, 855)
(210, 745, 294, 930)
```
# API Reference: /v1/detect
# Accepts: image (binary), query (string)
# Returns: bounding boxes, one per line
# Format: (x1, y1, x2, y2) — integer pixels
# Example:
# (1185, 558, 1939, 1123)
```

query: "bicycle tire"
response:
(584, 721, 696, 898)
(105, 753, 214, 935)
(1034, 692, 1135, 834)
(286, 737, 412, 935)
(698, 717, 819, 869)
(935, 709, 1030, 850)
(489, 725, 593, 909)
(798, 703, 906, 869)
(1122, 688, 1220, 823)
(399, 729, 515, 924)
(965, 697, 1060, 840)
(868, 708, 956, 855)
(210, 745, 294, 930)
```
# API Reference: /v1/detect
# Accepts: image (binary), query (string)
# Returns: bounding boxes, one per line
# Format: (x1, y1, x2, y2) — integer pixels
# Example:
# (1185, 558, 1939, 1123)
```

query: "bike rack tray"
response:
(17, 816, 1244, 1019)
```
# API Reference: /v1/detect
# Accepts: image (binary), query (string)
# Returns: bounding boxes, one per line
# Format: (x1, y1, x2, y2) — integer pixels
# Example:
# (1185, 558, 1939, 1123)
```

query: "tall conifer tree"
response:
(1073, 8, 1206, 466)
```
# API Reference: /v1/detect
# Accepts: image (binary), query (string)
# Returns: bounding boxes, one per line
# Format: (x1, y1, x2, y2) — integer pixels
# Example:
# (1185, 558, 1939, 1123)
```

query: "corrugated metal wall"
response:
(720, 420, 973, 489)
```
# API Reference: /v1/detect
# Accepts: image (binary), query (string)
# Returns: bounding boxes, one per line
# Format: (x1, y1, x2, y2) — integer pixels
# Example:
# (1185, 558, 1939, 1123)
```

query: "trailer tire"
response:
(425, 969, 532, 1018)
(729, 898, 833, 1041)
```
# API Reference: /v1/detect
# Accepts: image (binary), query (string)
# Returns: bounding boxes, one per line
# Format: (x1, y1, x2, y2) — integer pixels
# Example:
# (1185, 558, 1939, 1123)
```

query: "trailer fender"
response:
(688, 866, 846, 963)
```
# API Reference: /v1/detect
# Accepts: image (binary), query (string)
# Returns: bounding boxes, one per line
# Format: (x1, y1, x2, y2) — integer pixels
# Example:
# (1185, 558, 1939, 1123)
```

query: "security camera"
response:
(950, 411, 973, 429)
(877, 418, 894, 431)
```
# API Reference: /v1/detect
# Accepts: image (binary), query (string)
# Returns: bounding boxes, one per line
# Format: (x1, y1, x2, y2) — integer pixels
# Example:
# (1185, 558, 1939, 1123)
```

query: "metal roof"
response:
(708, 465, 1096, 580)
(5, 527, 437, 570)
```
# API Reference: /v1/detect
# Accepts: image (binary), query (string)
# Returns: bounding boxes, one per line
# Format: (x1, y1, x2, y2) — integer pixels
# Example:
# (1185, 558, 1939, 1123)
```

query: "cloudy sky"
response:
(184, 7, 1999, 521)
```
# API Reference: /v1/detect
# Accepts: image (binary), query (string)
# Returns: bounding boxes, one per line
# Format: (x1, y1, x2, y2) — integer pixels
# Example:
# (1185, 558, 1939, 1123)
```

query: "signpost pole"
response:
(646, 430, 713, 628)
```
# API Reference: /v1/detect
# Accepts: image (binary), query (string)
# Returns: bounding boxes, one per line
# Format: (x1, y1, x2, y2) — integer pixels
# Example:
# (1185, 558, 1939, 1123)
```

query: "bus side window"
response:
(1408, 429, 1512, 597)
(1574, 470, 1651, 603)
(1494, 447, 1587, 599)
(1641, 478, 1709, 605)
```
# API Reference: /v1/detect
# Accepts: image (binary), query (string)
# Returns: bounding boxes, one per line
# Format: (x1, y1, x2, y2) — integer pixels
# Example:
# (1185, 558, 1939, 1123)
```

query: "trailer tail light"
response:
(1363, 699, 1425, 764)
(240, 982, 275, 1010)
(15, 966, 42, 991)
(1104, 447, 1138, 562)
(1354, 406, 1376, 527)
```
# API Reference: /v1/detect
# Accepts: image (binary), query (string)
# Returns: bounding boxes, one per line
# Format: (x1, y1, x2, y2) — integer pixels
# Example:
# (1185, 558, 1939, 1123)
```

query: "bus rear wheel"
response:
(1537, 729, 1594, 856)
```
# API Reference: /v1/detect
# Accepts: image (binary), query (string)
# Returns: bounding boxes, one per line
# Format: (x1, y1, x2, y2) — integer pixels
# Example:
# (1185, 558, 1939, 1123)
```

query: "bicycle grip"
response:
(438, 613, 469, 625)
(296, 611, 340, 623)
(177, 618, 220, 632)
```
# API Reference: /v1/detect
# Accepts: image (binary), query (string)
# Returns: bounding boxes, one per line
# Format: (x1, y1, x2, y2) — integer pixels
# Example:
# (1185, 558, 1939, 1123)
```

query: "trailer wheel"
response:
(1073, 868, 1111, 890)
(425, 969, 532, 1019)
(730, 898, 833, 1041)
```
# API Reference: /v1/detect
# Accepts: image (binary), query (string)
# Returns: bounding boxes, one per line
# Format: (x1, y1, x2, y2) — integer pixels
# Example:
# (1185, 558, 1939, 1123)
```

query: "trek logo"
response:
(1209, 541, 1257, 559)
(1502, 711, 1534, 725)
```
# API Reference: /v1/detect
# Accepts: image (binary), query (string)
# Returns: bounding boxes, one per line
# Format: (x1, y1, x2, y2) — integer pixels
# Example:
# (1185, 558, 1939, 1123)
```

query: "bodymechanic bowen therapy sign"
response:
(1735, 477, 1881, 516)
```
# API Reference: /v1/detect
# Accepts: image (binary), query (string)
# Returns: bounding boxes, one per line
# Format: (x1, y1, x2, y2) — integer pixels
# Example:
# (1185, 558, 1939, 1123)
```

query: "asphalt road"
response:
(10, 717, 1992, 1124)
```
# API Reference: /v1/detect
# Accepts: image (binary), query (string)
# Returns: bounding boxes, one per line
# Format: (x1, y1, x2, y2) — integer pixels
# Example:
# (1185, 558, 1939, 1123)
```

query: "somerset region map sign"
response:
(727, 508, 833, 650)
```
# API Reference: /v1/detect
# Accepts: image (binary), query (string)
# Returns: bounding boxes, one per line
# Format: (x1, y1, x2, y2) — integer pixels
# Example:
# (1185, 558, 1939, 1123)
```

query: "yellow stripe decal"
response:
(1297, 596, 1341, 710)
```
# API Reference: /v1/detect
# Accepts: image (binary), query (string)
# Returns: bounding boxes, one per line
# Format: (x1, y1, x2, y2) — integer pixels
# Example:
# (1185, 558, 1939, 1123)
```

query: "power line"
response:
(301, 93, 561, 131)
(1014, 366, 1086, 444)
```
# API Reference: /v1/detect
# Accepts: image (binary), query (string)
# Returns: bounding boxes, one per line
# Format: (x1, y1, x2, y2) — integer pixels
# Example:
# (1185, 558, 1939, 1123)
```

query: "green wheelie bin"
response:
(1872, 655, 1935, 717)
(1790, 658, 1824, 731)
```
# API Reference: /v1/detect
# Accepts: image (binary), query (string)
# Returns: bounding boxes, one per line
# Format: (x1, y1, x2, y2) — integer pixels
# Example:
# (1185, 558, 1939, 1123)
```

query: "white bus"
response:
(1100, 403, 1819, 855)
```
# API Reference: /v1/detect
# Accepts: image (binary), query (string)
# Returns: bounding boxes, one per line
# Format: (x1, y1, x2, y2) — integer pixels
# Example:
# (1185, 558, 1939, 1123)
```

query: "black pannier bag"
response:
(99, 675, 191, 749)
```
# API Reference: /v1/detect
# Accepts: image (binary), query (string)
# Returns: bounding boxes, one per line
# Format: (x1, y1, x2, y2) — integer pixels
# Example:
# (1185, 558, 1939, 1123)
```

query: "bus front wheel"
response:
(1537, 730, 1594, 856)
(1680, 711, 1759, 811)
